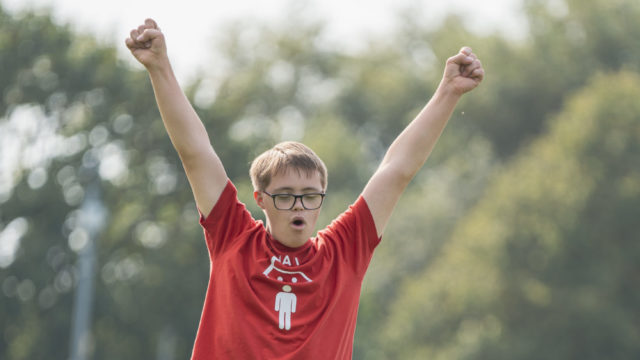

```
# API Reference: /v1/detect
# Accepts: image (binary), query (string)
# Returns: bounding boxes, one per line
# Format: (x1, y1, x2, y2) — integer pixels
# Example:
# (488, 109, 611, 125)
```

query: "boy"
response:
(126, 18, 484, 359)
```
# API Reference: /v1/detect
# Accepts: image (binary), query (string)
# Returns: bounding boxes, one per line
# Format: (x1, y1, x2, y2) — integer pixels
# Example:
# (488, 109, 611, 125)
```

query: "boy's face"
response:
(254, 169, 324, 248)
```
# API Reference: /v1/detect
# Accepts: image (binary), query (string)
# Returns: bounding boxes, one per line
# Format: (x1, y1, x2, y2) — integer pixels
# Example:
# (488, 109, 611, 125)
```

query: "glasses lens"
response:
(270, 193, 324, 210)
(274, 194, 295, 209)
(302, 194, 323, 209)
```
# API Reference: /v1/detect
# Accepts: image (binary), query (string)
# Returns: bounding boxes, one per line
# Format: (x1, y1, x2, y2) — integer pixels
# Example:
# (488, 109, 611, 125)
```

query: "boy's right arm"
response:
(126, 19, 227, 216)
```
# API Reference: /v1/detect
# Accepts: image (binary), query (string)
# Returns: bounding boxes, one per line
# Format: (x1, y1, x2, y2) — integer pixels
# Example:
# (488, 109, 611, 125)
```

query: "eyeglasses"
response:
(262, 191, 326, 210)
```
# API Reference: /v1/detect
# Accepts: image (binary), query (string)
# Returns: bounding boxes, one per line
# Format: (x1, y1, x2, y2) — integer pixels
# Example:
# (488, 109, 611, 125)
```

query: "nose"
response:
(291, 196, 304, 210)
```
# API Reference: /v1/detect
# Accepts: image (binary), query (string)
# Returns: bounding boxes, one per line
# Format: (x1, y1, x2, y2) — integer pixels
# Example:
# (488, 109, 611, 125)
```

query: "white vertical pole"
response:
(156, 325, 177, 360)
(69, 180, 106, 360)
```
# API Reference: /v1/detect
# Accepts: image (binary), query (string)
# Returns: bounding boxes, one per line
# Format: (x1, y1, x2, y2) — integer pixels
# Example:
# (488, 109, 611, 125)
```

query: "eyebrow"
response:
(272, 187, 322, 193)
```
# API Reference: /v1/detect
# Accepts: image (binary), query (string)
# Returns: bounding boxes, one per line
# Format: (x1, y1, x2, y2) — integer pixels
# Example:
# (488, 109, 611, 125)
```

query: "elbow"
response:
(378, 162, 416, 190)
(378, 147, 425, 188)
(397, 168, 417, 188)
(177, 142, 216, 164)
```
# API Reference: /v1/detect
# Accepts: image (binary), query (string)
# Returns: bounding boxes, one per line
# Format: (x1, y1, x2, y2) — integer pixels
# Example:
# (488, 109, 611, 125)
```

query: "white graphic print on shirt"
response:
(263, 256, 312, 331)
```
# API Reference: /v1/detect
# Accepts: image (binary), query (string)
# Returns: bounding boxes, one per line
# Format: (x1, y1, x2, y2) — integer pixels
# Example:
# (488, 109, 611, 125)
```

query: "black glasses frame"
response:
(262, 191, 326, 210)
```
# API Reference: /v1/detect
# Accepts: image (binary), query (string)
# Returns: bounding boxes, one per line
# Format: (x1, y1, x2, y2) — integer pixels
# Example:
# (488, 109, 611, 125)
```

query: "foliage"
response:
(377, 72, 640, 359)
(1, 0, 639, 359)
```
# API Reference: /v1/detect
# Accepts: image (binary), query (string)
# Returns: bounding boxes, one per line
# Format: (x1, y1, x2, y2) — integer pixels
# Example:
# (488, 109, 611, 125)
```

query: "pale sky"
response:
(0, 0, 526, 264)
(3, 0, 526, 83)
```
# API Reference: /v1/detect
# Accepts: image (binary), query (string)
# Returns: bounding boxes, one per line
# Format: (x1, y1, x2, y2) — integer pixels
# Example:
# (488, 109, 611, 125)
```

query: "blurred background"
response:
(1, 0, 639, 359)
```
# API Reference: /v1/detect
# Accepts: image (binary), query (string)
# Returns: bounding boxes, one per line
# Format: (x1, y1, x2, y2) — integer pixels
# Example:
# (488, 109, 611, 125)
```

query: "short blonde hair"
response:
(249, 141, 327, 191)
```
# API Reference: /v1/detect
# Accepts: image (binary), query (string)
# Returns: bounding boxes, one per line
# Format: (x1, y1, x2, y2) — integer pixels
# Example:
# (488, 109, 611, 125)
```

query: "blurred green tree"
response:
(0, 6, 205, 359)
(2, 0, 640, 359)
(379, 71, 640, 359)
(353, 2, 640, 355)
(398, 0, 640, 158)
(0, 5, 376, 359)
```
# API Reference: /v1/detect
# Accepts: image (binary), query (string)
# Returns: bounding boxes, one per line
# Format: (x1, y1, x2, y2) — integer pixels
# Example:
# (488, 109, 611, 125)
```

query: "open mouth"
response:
(291, 218, 305, 229)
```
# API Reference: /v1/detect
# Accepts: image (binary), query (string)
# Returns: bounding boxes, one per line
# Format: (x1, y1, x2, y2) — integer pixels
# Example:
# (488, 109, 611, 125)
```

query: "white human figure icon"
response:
(274, 285, 297, 331)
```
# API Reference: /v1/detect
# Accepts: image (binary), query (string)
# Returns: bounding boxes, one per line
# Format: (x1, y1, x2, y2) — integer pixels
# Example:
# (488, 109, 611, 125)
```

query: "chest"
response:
(212, 237, 360, 308)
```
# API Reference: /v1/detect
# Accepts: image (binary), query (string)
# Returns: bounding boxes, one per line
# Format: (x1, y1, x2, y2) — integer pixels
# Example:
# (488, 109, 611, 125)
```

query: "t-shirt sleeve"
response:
(318, 196, 382, 277)
(199, 180, 256, 258)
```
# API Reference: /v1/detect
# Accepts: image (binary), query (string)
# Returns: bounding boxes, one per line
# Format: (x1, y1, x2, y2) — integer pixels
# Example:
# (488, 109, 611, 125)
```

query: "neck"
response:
(275, 237, 309, 249)
(266, 224, 308, 249)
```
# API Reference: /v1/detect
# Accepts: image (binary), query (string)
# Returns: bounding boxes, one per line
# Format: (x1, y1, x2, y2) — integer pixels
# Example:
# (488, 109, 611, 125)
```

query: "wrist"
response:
(146, 63, 175, 80)
(147, 63, 179, 92)
(434, 81, 464, 101)
(146, 58, 174, 78)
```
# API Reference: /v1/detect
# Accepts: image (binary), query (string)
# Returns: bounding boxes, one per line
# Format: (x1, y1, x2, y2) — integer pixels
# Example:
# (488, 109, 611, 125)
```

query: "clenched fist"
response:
(440, 47, 484, 96)
(125, 18, 169, 71)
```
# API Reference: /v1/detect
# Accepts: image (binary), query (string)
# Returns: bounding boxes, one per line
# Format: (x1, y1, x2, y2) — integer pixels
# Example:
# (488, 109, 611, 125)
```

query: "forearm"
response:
(362, 47, 482, 237)
(379, 85, 461, 183)
(127, 19, 228, 215)
(148, 64, 213, 159)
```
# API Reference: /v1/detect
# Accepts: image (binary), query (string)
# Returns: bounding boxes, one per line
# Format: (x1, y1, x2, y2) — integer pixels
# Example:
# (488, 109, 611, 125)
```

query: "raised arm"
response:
(362, 47, 484, 237)
(125, 19, 227, 216)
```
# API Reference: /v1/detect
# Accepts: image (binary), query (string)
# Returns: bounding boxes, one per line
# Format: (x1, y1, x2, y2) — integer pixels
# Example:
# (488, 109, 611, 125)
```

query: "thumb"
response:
(447, 51, 473, 67)
(136, 28, 163, 43)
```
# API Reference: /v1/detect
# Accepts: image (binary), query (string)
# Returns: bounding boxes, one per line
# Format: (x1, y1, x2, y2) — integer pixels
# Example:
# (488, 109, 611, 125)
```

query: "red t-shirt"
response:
(191, 180, 381, 359)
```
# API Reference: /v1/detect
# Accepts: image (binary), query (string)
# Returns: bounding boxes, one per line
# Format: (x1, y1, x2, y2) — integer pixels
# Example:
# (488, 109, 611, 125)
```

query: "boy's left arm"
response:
(362, 47, 484, 237)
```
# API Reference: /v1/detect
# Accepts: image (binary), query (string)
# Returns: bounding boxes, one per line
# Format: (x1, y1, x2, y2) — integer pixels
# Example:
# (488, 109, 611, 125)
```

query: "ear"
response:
(254, 191, 266, 209)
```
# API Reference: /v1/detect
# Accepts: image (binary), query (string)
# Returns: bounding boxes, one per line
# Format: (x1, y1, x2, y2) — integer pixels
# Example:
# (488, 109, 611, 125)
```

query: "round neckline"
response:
(267, 232, 312, 252)
(265, 232, 316, 266)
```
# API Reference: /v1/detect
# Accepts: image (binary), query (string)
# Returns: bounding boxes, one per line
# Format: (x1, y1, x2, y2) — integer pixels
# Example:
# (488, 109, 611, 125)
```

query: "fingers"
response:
(460, 47, 483, 79)
(441, 46, 485, 93)
(125, 36, 135, 49)
(448, 52, 473, 66)
(125, 18, 162, 49)
(447, 48, 475, 69)
(129, 28, 139, 42)
(145, 18, 159, 29)
(465, 64, 484, 83)
(446, 46, 484, 79)
(472, 67, 485, 81)
(135, 18, 159, 38)
(463, 58, 482, 77)
(136, 28, 162, 43)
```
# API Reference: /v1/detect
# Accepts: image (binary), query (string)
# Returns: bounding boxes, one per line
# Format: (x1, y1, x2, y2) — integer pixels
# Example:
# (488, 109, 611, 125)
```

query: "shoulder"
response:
(330, 196, 376, 230)
(318, 196, 380, 249)
(199, 180, 259, 255)
(199, 179, 237, 225)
